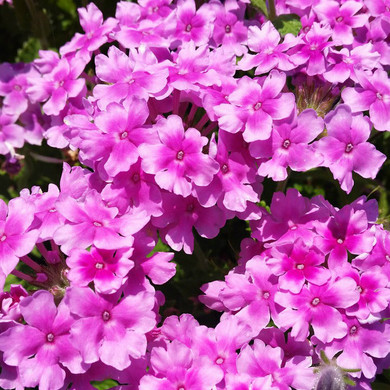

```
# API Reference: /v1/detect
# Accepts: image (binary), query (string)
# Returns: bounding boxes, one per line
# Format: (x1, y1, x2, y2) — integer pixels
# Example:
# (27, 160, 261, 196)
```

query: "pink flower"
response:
(316, 104, 386, 193)
(275, 277, 360, 343)
(214, 70, 295, 142)
(139, 115, 219, 197)
(0, 198, 38, 285)
(239, 21, 296, 74)
(342, 69, 390, 131)
(266, 238, 330, 294)
(0, 291, 86, 390)
(140, 340, 223, 389)
(314, 0, 369, 45)
(66, 286, 156, 370)
(250, 109, 324, 181)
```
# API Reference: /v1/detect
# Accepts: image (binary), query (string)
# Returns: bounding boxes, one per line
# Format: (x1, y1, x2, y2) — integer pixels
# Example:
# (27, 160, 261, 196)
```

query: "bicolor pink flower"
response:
(139, 115, 219, 197)
(342, 69, 390, 131)
(0, 291, 86, 390)
(317, 104, 386, 193)
(66, 286, 156, 370)
(214, 70, 295, 142)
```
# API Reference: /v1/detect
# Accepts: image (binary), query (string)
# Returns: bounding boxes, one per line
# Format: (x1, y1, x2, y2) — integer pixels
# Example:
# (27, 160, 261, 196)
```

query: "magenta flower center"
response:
(386, 254, 390, 262)
(221, 163, 229, 174)
(132, 173, 140, 182)
(120, 131, 128, 139)
(350, 325, 358, 335)
(311, 297, 320, 306)
(102, 310, 111, 321)
(46, 332, 55, 343)
(377, 92, 383, 100)
(253, 102, 262, 111)
(185, 24, 192, 32)
(93, 221, 102, 227)
(296, 263, 305, 270)
(95, 262, 104, 269)
(263, 291, 270, 299)
(225, 24, 231, 33)
(0, 235, 6, 242)
(282, 139, 291, 149)
(152, 6, 159, 12)
(336, 16, 343, 23)
(356, 285, 363, 293)
(337, 238, 344, 244)
(345, 143, 354, 153)
(49, 208, 56, 213)
(13, 84, 21, 91)
(215, 357, 224, 364)
(186, 203, 195, 213)
(176, 150, 185, 160)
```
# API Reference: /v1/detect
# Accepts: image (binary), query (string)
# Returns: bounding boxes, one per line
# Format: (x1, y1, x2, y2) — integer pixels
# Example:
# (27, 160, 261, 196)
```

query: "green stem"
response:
(268, 0, 277, 21)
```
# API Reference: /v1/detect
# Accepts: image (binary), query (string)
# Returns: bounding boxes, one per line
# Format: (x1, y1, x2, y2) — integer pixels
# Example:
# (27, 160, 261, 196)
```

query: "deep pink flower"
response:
(66, 246, 134, 294)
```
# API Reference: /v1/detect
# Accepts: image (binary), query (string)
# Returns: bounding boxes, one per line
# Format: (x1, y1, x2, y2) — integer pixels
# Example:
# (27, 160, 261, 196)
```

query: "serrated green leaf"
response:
(250, 0, 268, 17)
(91, 379, 119, 390)
(273, 14, 302, 36)
(15, 37, 41, 62)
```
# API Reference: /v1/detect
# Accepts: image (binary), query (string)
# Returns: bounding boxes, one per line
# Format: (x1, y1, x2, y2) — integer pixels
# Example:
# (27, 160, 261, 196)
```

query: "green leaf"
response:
(91, 379, 119, 390)
(15, 37, 41, 62)
(273, 14, 302, 36)
(250, 0, 268, 17)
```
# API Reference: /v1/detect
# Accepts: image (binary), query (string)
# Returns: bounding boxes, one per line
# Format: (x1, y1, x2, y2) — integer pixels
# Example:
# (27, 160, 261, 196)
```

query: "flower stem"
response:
(268, 0, 277, 21)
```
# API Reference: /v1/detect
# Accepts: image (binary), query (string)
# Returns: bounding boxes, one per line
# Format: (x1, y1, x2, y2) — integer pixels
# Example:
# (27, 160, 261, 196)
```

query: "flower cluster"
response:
(0, 0, 390, 389)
